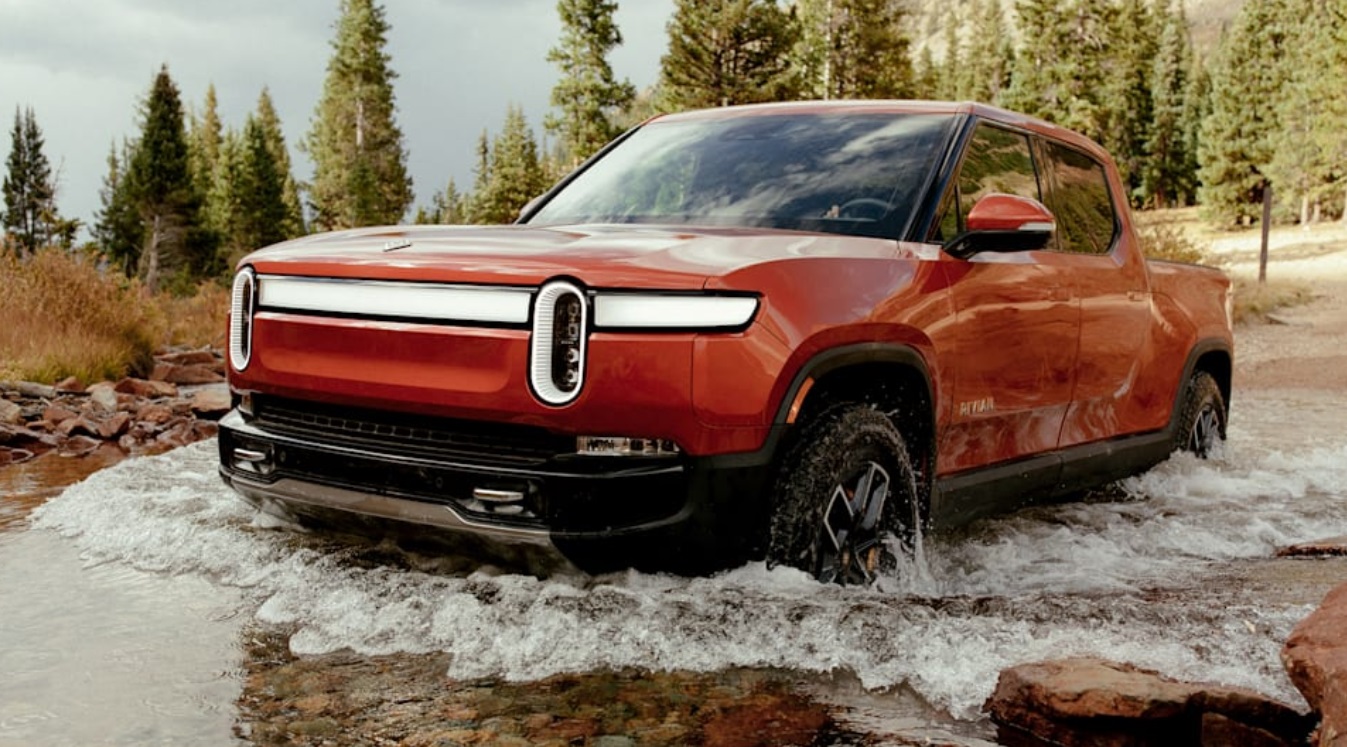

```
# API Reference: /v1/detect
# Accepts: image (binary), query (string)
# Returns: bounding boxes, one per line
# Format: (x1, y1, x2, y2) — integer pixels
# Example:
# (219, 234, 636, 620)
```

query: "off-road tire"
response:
(1174, 371, 1226, 457)
(767, 405, 919, 585)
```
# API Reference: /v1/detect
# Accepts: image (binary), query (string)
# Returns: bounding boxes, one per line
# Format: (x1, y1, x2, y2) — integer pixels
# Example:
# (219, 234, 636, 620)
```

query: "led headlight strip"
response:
(592, 293, 759, 330)
(530, 280, 588, 406)
(229, 267, 257, 371)
(256, 275, 533, 325)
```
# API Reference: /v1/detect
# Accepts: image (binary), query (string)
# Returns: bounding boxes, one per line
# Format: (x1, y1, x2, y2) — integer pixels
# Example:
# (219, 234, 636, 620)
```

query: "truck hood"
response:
(243, 223, 907, 290)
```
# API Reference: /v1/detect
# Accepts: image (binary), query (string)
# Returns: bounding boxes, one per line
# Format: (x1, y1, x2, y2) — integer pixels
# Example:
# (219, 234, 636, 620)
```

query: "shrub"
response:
(1136, 222, 1207, 265)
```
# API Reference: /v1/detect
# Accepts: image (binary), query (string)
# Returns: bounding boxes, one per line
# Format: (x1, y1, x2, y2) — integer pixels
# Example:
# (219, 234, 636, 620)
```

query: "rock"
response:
(1282, 582, 1347, 747)
(42, 405, 78, 425)
(53, 376, 85, 393)
(0, 446, 36, 466)
(190, 386, 231, 419)
(98, 412, 132, 440)
(0, 423, 60, 448)
(701, 692, 831, 747)
(16, 381, 55, 399)
(0, 398, 22, 425)
(58, 435, 101, 457)
(1201, 712, 1290, 747)
(985, 658, 1312, 747)
(149, 362, 173, 382)
(87, 383, 119, 412)
(135, 402, 175, 425)
(156, 363, 225, 385)
(157, 349, 219, 367)
(57, 417, 101, 439)
(1278, 537, 1347, 558)
(113, 377, 178, 399)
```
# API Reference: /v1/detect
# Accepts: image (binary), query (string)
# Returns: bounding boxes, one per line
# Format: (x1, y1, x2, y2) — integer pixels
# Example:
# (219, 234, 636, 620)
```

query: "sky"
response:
(0, 0, 675, 237)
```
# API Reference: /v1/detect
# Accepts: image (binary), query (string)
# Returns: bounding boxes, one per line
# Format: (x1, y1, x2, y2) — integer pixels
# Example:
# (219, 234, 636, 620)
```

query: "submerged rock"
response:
(1278, 537, 1347, 558)
(985, 657, 1312, 747)
(1283, 582, 1347, 746)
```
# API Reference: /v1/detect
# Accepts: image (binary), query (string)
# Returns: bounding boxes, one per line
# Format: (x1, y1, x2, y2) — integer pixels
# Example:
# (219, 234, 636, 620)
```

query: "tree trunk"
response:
(144, 214, 162, 295)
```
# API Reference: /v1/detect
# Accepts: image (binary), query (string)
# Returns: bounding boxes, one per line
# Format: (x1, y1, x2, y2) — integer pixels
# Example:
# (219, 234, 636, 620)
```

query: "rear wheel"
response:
(1174, 371, 1226, 457)
(767, 405, 919, 585)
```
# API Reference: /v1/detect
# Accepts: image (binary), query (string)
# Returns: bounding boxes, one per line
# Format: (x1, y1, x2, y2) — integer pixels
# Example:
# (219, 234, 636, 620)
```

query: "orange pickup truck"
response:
(218, 101, 1232, 583)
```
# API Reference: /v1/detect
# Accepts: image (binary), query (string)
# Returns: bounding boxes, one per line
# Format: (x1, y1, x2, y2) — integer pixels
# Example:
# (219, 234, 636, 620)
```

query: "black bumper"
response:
(217, 409, 776, 574)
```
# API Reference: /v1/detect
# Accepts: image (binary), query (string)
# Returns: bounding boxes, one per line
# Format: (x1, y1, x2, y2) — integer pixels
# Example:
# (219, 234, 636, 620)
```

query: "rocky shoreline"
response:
(0, 348, 229, 465)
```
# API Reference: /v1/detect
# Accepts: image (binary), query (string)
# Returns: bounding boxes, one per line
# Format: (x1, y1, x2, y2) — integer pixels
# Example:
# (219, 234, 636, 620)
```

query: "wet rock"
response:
(57, 416, 101, 439)
(87, 383, 119, 412)
(1278, 537, 1347, 558)
(1282, 582, 1347, 747)
(1201, 712, 1290, 747)
(98, 412, 132, 440)
(54, 376, 85, 393)
(59, 435, 102, 457)
(0, 423, 59, 448)
(985, 657, 1312, 747)
(135, 402, 175, 425)
(0, 446, 36, 466)
(702, 691, 832, 747)
(0, 398, 22, 425)
(114, 377, 178, 399)
(190, 386, 231, 419)
(155, 363, 225, 385)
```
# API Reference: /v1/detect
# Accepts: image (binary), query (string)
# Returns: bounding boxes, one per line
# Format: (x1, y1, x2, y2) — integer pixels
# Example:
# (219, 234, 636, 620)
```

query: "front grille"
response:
(252, 395, 573, 467)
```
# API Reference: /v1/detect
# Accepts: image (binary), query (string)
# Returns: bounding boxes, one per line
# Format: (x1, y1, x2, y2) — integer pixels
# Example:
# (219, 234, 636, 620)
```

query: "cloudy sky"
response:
(0, 0, 675, 236)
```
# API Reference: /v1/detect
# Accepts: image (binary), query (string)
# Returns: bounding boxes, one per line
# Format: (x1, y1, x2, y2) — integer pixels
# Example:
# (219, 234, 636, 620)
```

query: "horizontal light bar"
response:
(593, 294, 758, 330)
(576, 436, 681, 457)
(257, 275, 533, 324)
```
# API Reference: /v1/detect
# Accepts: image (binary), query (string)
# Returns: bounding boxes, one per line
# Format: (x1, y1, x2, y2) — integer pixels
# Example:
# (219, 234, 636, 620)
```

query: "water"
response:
(4, 388, 1340, 745)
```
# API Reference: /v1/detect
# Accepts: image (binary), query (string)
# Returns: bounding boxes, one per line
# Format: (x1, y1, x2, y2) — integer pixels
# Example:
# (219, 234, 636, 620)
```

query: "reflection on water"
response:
(0, 445, 127, 531)
(0, 529, 245, 746)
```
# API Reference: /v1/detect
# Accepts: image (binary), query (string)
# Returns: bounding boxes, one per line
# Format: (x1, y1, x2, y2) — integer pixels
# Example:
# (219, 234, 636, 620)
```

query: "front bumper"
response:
(217, 408, 775, 573)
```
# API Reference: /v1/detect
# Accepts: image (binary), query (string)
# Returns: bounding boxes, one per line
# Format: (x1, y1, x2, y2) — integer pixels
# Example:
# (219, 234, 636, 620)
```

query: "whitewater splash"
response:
(30, 393, 1347, 717)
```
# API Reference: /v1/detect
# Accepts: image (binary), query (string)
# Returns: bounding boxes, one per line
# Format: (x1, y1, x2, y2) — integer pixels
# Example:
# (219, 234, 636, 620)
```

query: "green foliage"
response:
(305, 0, 413, 230)
(794, 0, 915, 100)
(659, 0, 801, 111)
(1142, 0, 1199, 208)
(545, 0, 636, 167)
(2, 106, 72, 254)
(414, 178, 468, 224)
(1198, 0, 1290, 225)
(188, 84, 223, 207)
(254, 88, 306, 239)
(1098, 0, 1158, 200)
(1135, 221, 1205, 264)
(124, 65, 215, 291)
(469, 105, 549, 225)
(211, 117, 291, 267)
(93, 140, 142, 269)
(953, 0, 1012, 104)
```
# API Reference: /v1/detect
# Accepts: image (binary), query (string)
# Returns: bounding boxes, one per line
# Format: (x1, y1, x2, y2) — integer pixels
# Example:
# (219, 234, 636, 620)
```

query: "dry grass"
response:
(1231, 277, 1316, 326)
(0, 249, 228, 384)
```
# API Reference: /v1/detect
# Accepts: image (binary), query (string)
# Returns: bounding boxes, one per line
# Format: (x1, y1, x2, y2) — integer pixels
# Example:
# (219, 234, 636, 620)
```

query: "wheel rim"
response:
(1188, 402, 1221, 456)
(818, 461, 891, 585)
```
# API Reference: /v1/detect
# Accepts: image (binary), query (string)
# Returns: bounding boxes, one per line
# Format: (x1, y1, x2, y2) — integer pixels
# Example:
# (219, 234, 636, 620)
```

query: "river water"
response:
(2, 388, 1345, 745)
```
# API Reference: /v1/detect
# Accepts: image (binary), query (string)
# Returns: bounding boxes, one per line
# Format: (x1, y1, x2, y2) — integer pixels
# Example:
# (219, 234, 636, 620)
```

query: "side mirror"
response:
(945, 193, 1056, 260)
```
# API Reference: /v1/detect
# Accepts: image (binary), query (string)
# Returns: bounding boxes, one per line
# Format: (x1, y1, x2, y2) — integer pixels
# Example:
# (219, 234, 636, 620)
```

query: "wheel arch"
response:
(1169, 339, 1233, 435)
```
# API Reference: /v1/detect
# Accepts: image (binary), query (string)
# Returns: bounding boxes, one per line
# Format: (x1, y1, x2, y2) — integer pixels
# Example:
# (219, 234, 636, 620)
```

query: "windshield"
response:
(525, 111, 954, 239)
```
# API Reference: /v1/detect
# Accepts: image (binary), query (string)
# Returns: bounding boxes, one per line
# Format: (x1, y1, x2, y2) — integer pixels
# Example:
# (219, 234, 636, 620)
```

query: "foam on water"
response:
(31, 393, 1347, 718)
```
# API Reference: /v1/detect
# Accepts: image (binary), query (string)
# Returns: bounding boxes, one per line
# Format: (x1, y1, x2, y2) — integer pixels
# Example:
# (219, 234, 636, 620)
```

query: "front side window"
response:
(526, 112, 955, 239)
(933, 122, 1041, 242)
(1041, 141, 1118, 255)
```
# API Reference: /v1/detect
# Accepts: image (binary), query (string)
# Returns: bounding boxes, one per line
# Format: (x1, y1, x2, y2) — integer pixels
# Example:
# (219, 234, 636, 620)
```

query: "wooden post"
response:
(1259, 182, 1272, 287)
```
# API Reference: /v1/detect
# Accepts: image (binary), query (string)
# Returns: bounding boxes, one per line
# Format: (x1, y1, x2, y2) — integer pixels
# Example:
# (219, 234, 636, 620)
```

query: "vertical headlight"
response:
(530, 280, 587, 405)
(229, 267, 257, 372)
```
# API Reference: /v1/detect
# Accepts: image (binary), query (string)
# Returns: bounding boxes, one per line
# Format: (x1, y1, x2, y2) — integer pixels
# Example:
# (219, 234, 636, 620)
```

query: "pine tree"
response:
(1142, 0, 1197, 208)
(1267, 0, 1335, 223)
(1310, 0, 1347, 220)
(256, 88, 305, 237)
(472, 105, 549, 225)
(94, 140, 142, 268)
(545, 0, 636, 167)
(1098, 0, 1157, 202)
(826, 0, 915, 99)
(659, 0, 802, 110)
(936, 10, 960, 100)
(305, 0, 413, 230)
(1198, 0, 1291, 224)
(188, 84, 223, 204)
(2, 106, 59, 255)
(125, 65, 213, 290)
(415, 178, 468, 224)
(912, 45, 940, 99)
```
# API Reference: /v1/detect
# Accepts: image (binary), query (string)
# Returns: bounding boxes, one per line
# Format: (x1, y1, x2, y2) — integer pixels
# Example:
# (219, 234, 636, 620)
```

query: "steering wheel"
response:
(834, 197, 890, 221)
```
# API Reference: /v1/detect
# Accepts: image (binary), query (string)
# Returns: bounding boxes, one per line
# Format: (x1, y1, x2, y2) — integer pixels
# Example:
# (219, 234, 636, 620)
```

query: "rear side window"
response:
(1041, 141, 1118, 255)
(934, 123, 1041, 241)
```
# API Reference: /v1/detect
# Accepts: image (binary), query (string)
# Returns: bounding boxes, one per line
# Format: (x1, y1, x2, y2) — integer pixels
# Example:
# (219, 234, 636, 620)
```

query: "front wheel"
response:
(1174, 371, 1227, 457)
(767, 405, 919, 585)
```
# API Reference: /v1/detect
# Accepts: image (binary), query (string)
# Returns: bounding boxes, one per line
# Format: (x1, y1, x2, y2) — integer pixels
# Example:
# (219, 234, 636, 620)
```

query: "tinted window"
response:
(526, 113, 954, 239)
(1042, 142, 1117, 254)
(933, 123, 1040, 241)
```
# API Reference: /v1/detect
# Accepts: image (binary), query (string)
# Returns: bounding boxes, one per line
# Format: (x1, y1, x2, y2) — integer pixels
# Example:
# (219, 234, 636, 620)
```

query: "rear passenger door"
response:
(935, 123, 1081, 474)
(1036, 139, 1153, 446)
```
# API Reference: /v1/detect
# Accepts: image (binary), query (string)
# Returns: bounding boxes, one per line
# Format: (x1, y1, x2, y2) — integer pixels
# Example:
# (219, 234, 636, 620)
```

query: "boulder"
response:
(57, 416, 101, 439)
(53, 376, 85, 393)
(190, 386, 231, 418)
(1283, 582, 1347, 747)
(98, 412, 132, 439)
(16, 381, 55, 399)
(135, 402, 175, 425)
(1278, 537, 1347, 558)
(0, 423, 59, 448)
(87, 383, 119, 412)
(155, 363, 224, 385)
(985, 658, 1312, 747)
(58, 435, 101, 457)
(113, 377, 178, 399)
(0, 398, 22, 425)
(42, 405, 78, 425)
